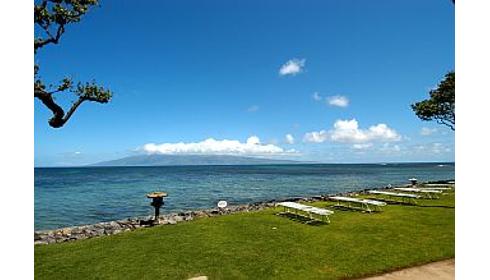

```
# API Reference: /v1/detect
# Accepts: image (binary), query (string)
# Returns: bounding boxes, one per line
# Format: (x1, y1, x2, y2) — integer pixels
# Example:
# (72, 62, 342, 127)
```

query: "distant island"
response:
(91, 154, 305, 167)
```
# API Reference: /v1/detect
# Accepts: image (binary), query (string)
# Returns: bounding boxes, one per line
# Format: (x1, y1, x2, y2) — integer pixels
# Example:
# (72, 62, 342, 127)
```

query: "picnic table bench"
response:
(329, 196, 386, 212)
(368, 190, 420, 204)
(276, 202, 334, 224)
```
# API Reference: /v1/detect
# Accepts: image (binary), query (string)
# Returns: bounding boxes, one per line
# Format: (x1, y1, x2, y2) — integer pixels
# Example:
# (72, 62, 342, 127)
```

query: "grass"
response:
(35, 192, 454, 280)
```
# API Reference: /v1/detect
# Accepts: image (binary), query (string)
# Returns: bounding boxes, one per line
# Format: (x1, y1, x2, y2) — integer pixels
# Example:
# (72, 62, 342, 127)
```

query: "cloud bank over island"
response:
(142, 136, 298, 156)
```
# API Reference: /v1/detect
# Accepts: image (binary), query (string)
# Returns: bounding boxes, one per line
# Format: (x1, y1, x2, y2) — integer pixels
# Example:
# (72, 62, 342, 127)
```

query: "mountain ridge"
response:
(90, 154, 306, 166)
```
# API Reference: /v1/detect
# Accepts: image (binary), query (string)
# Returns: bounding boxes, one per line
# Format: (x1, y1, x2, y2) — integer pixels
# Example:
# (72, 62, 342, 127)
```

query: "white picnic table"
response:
(393, 187, 442, 199)
(329, 196, 386, 212)
(418, 187, 452, 191)
(424, 183, 454, 187)
(276, 202, 334, 223)
(422, 184, 455, 191)
(368, 190, 420, 204)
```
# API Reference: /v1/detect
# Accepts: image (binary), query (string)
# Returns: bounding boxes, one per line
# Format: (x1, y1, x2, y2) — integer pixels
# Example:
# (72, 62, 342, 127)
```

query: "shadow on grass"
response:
(275, 212, 328, 226)
(414, 205, 455, 209)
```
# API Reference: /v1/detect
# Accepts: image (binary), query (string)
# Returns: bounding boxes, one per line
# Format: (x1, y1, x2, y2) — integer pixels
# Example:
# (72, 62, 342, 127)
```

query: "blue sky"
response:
(34, 0, 455, 166)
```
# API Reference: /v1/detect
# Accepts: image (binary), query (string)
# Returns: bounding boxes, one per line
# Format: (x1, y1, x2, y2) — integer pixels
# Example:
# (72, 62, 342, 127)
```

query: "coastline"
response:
(34, 179, 454, 245)
(35, 163, 455, 230)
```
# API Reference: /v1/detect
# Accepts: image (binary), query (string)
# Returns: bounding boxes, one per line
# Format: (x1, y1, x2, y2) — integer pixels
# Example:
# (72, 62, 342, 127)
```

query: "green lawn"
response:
(35, 192, 455, 280)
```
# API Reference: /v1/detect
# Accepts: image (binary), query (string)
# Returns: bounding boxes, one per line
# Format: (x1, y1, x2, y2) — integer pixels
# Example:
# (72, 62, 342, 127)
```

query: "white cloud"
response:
(420, 127, 437, 136)
(326, 95, 349, 107)
(313, 93, 350, 108)
(432, 143, 442, 153)
(142, 136, 297, 156)
(379, 143, 401, 153)
(352, 143, 373, 150)
(285, 134, 295, 144)
(303, 130, 329, 143)
(431, 142, 452, 154)
(304, 119, 401, 144)
(279, 58, 306, 76)
(366, 123, 401, 141)
(312, 92, 322, 101)
(410, 142, 452, 155)
(247, 105, 259, 112)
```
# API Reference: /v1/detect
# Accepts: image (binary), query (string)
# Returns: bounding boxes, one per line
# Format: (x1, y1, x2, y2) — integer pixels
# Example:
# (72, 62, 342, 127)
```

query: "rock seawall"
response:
(34, 196, 326, 245)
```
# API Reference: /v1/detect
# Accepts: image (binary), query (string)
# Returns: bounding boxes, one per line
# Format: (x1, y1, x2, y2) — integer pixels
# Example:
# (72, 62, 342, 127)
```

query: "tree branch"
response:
(35, 89, 92, 128)
(34, 0, 111, 128)
(35, 24, 65, 52)
(436, 119, 455, 131)
(61, 97, 87, 127)
(34, 90, 67, 128)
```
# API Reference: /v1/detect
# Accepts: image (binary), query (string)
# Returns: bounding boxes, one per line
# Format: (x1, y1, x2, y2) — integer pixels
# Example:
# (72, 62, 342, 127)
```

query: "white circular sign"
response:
(217, 200, 228, 208)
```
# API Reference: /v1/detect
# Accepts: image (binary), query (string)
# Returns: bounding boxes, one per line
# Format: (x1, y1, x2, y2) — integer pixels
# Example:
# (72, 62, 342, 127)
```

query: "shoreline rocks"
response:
(34, 180, 454, 245)
(33, 203, 272, 245)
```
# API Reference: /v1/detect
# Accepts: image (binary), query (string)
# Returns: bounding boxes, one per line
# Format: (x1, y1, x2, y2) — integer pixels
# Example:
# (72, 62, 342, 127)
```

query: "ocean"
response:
(34, 163, 454, 230)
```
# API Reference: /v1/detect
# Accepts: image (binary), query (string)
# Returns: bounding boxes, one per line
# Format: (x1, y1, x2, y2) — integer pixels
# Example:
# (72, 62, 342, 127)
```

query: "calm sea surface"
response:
(35, 163, 454, 230)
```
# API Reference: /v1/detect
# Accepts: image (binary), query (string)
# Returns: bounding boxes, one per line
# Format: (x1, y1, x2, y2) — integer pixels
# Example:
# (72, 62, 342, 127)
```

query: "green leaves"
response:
(75, 81, 112, 103)
(35, 0, 100, 51)
(411, 71, 455, 131)
(57, 78, 73, 92)
(34, 0, 112, 128)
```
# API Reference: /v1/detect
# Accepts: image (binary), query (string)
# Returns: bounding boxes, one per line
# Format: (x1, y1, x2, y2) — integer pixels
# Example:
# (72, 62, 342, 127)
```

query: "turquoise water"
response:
(35, 163, 454, 230)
